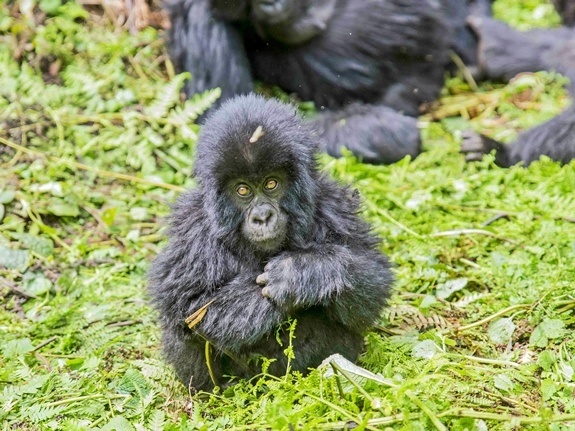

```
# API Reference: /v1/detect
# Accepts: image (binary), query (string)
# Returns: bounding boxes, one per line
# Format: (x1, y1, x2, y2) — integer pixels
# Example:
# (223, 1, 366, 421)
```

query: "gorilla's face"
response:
(229, 172, 288, 252)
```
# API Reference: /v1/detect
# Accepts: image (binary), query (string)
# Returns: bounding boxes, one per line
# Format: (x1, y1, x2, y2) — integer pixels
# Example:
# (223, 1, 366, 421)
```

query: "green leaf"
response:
(435, 278, 468, 300)
(488, 317, 515, 345)
(540, 378, 558, 401)
(530, 326, 548, 348)
(25, 274, 53, 296)
(530, 319, 566, 348)
(145, 73, 190, 119)
(147, 410, 166, 431)
(47, 201, 80, 217)
(419, 294, 437, 309)
(12, 233, 54, 257)
(539, 319, 566, 340)
(23, 405, 64, 422)
(494, 374, 514, 392)
(537, 350, 555, 371)
(0, 245, 30, 271)
(0, 190, 15, 204)
(39, 0, 62, 14)
(102, 207, 117, 226)
(117, 368, 151, 407)
(412, 340, 439, 359)
(3, 338, 35, 358)
(102, 416, 135, 431)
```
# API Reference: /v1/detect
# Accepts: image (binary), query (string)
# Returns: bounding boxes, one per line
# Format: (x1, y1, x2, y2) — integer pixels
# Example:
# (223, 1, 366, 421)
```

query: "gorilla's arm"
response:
(156, 274, 285, 391)
(313, 103, 421, 164)
(152, 258, 285, 354)
(165, 0, 254, 104)
(259, 245, 392, 332)
(468, 16, 575, 83)
(195, 273, 285, 351)
(462, 106, 575, 167)
(462, 16, 575, 166)
(258, 181, 392, 331)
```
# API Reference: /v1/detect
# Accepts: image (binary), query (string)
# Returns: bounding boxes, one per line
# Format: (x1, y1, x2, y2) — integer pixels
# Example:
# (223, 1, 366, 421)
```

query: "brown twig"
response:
(440, 204, 575, 224)
(483, 213, 511, 226)
(185, 299, 215, 329)
(33, 336, 58, 351)
(430, 228, 518, 245)
(106, 319, 141, 329)
(0, 279, 35, 299)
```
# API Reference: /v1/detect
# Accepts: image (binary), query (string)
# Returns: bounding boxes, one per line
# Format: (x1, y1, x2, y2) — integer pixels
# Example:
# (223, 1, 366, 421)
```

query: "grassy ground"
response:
(1, 1, 574, 430)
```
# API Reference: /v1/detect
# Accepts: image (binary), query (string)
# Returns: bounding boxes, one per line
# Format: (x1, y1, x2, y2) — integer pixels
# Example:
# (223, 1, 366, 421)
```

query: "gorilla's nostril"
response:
(251, 207, 274, 225)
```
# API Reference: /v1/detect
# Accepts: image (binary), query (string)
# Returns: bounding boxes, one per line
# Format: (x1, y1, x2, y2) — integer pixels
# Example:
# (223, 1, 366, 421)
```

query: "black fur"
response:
(165, 0, 492, 164)
(166, 0, 254, 105)
(553, 0, 575, 26)
(463, 106, 575, 167)
(148, 95, 393, 391)
(251, 0, 337, 45)
(462, 17, 575, 166)
(468, 16, 575, 88)
(315, 103, 421, 165)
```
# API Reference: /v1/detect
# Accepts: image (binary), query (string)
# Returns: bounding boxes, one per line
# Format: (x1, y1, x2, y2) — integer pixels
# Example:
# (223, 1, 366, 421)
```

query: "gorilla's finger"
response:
(256, 272, 269, 286)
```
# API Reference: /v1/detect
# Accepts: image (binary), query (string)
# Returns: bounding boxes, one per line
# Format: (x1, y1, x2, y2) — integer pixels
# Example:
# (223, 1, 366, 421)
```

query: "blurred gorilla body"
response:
(462, 15, 575, 166)
(251, 0, 337, 45)
(553, 0, 575, 26)
(167, 0, 495, 164)
(149, 95, 393, 391)
(166, 0, 575, 166)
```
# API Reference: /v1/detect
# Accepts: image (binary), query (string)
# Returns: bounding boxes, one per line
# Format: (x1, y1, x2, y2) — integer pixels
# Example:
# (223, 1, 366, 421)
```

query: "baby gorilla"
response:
(149, 95, 393, 391)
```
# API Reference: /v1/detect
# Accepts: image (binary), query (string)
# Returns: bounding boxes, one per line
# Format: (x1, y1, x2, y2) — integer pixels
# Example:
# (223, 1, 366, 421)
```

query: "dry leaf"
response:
(185, 299, 215, 329)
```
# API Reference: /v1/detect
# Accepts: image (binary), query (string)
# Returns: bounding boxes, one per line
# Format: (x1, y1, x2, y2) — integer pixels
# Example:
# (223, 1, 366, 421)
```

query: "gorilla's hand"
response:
(256, 256, 298, 309)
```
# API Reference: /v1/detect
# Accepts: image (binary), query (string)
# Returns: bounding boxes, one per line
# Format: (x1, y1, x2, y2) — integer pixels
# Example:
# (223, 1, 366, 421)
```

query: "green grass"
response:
(1, 1, 574, 430)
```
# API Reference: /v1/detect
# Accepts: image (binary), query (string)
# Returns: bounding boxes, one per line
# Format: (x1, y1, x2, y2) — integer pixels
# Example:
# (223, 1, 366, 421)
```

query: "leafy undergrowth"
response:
(1, 1, 574, 430)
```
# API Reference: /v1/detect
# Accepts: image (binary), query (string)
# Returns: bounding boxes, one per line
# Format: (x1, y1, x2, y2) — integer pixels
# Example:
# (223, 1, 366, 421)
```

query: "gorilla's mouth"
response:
(243, 221, 287, 251)
(242, 202, 288, 251)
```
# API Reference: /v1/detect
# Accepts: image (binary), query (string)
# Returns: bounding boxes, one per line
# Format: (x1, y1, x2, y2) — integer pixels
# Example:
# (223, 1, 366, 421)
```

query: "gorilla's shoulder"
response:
(165, 189, 209, 237)
(311, 175, 373, 241)
(316, 175, 360, 213)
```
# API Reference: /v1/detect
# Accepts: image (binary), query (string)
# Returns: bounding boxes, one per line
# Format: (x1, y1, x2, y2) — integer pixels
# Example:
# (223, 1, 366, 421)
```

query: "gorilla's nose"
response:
(250, 205, 275, 226)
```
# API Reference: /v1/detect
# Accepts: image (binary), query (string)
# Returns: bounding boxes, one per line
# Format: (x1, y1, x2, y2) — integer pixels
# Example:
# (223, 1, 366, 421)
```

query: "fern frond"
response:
(146, 73, 190, 119)
(453, 292, 489, 308)
(23, 405, 65, 422)
(146, 409, 166, 431)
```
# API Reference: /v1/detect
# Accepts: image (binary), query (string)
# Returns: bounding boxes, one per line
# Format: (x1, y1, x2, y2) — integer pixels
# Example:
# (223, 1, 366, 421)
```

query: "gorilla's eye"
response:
(264, 178, 279, 190)
(236, 185, 252, 197)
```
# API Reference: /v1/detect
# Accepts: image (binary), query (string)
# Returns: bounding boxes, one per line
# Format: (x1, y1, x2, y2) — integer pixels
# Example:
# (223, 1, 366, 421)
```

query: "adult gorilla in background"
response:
(553, 0, 575, 26)
(149, 95, 393, 391)
(461, 3, 575, 166)
(166, 0, 575, 166)
(164, 0, 575, 166)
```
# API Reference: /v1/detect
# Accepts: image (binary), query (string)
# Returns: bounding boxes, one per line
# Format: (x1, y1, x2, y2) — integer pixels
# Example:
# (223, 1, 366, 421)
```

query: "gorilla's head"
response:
(194, 95, 319, 253)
